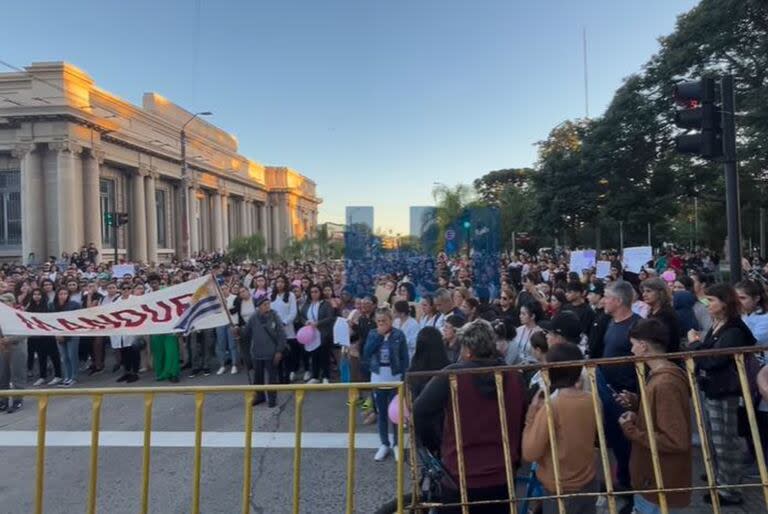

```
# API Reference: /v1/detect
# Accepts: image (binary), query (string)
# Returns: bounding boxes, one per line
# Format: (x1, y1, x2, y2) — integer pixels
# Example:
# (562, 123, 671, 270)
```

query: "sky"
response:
(1, 0, 699, 234)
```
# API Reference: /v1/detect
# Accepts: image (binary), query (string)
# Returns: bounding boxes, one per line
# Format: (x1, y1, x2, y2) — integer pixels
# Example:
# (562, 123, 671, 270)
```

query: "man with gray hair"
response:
(413, 319, 525, 512)
(434, 288, 465, 332)
(596, 280, 641, 512)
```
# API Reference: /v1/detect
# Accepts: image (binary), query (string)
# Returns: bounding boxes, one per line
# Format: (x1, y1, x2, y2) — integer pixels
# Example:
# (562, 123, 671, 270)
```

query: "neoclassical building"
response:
(0, 62, 320, 263)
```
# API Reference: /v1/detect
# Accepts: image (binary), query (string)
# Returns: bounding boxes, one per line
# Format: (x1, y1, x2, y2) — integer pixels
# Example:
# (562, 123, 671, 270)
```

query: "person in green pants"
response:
(151, 333, 180, 383)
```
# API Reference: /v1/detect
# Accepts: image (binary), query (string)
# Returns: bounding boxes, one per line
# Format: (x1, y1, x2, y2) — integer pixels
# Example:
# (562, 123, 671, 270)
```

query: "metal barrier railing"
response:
(16, 381, 406, 514)
(12, 347, 768, 514)
(405, 346, 768, 514)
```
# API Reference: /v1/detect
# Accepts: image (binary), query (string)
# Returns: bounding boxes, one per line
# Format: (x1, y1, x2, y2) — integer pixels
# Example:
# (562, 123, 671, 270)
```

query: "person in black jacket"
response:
(641, 278, 682, 353)
(26, 289, 63, 386)
(687, 282, 756, 506)
(586, 281, 610, 359)
(562, 281, 595, 343)
(298, 285, 335, 383)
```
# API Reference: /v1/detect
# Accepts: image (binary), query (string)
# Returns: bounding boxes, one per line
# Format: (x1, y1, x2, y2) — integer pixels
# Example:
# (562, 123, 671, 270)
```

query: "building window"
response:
(156, 189, 167, 248)
(99, 179, 116, 247)
(0, 171, 21, 247)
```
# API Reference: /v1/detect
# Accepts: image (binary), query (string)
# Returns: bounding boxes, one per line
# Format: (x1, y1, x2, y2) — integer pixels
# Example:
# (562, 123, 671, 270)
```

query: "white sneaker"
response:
(374, 445, 390, 462)
(216, 366, 226, 376)
(33, 378, 45, 387)
(48, 377, 62, 386)
(60, 379, 72, 387)
(322, 378, 330, 384)
(289, 371, 296, 382)
(230, 366, 238, 375)
(303, 371, 311, 382)
(307, 378, 320, 384)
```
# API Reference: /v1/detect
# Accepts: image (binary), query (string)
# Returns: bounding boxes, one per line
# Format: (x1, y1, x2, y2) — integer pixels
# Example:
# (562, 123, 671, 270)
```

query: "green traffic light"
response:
(463, 221, 471, 229)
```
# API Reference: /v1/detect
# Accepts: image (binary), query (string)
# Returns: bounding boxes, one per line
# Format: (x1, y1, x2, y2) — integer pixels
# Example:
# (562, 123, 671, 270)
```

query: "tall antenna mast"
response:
(583, 27, 589, 118)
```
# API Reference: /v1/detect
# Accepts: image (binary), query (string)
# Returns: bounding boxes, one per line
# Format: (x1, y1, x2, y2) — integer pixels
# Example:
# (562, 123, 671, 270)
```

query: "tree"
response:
(473, 168, 534, 204)
(426, 183, 478, 253)
(530, 120, 598, 246)
(227, 234, 265, 262)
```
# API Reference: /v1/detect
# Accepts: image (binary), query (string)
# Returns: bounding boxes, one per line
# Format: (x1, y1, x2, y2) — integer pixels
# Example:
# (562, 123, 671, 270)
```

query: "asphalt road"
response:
(0, 368, 405, 514)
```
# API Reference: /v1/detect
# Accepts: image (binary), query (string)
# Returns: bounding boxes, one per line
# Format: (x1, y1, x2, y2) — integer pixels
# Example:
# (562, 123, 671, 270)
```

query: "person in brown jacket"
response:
(522, 342, 598, 514)
(617, 318, 692, 514)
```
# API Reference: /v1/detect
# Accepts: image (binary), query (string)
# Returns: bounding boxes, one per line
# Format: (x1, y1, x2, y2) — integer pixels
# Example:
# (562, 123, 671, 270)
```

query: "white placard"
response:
(569, 250, 596, 273)
(622, 246, 653, 274)
(112, 263, 136, 278)
(596, 261, 612, 279)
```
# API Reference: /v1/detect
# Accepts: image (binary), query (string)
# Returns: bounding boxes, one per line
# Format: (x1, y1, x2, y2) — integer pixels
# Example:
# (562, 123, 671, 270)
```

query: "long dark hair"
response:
(26, 288, 48, 312)
(53, 288, 72, 311)
(705, 282, 742, 322)
(409, 327, 450, 374)
(271, 275, 291, 303)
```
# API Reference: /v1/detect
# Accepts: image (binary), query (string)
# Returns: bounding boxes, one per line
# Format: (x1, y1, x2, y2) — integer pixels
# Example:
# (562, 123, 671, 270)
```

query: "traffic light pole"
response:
(721, 75, 742, 283)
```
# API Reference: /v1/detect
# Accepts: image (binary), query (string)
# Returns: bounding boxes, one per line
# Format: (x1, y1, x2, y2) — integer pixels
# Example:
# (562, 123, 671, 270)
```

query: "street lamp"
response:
(180, 111, 212, 259)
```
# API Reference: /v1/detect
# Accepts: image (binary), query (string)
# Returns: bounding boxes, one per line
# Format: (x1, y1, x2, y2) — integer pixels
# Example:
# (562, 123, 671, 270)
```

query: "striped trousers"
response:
(703, 396, 746, 500)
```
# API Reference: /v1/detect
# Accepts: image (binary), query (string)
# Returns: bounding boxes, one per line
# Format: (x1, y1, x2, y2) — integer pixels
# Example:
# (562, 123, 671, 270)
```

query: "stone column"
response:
(188, 183, 200, 255)
(212, 191, 223, 252)
(259, 203, 269, 251)
(47, 141, 83, 256)
(221, 192, 230, 250)
(83, 148, 103, 259)
(240, 198, 249, 238)
(145, 170, 158, 263)
(14, 144, 45, 263)
(131, 167, 148, 263)
(271, 203, 281, 251)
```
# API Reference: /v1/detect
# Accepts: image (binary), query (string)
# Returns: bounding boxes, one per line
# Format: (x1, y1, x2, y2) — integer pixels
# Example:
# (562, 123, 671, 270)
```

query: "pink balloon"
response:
(388, 394, 410, 425)
(297, 326, 317, 345)
(661, 270, 676, 282)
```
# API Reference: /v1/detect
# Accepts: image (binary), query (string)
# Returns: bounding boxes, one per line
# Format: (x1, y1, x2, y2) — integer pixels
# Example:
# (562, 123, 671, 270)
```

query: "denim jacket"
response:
(363, 327, 409, 376)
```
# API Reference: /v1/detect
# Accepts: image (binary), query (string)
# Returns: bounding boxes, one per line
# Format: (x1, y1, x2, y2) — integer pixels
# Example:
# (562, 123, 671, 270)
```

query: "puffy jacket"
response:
(362, 327, 409, 376)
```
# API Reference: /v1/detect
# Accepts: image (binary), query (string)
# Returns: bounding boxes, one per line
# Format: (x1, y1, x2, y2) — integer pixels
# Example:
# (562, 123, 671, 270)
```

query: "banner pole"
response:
(210, 272, 236, 328)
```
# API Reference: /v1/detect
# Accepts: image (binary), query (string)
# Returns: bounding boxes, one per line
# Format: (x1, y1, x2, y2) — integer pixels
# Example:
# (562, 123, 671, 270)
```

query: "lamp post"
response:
(179, 111, 212, 259)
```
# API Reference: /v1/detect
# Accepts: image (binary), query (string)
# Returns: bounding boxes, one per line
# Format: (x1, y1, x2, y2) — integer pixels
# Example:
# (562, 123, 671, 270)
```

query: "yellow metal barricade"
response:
(18, 381, 405, 514)
(403, 346, 768, 514)
(15, 346, 768, 513)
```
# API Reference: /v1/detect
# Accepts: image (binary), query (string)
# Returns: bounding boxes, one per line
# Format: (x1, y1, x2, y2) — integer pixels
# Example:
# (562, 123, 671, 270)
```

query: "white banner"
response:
(0, 275, 230, 336)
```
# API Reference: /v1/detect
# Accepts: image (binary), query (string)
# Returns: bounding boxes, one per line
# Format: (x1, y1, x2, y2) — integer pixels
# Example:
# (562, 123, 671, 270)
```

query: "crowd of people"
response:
(1, 244, 768, 513)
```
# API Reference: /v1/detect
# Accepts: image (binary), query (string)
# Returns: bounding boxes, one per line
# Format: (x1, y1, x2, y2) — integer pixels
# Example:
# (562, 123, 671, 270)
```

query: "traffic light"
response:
(673, 78, 721, 159)
(117, 212, 129, 226)
(104, 211, 114, 227)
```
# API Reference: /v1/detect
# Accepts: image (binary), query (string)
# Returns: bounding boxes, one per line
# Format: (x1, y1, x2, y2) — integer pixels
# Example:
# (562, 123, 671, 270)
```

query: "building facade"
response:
(345, 206, 374, 232)
(0, 62, 320, 263)
(410, 206, 436, 237)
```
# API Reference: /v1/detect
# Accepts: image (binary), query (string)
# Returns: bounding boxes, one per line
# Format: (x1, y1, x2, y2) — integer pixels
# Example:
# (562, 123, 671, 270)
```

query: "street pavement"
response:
(0, 366, 766, 513)
(0, 368, 403, 514)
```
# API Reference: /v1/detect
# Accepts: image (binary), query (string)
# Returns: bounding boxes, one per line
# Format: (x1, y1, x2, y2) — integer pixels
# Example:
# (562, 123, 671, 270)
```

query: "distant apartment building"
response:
(345, 206, 374, 232)
(410, 206, 436, 237)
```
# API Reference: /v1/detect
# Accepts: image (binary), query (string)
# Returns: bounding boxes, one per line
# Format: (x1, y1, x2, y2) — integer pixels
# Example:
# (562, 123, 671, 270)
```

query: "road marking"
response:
(0, 431, 391, 449)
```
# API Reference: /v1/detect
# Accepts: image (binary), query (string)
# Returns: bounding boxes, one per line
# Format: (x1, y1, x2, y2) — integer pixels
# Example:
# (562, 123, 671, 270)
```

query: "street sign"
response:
(445, 229, 456, 241)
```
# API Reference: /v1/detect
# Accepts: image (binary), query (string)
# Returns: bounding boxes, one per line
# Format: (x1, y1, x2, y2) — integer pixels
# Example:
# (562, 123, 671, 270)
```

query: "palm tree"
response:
(425, 183, 477, 253)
